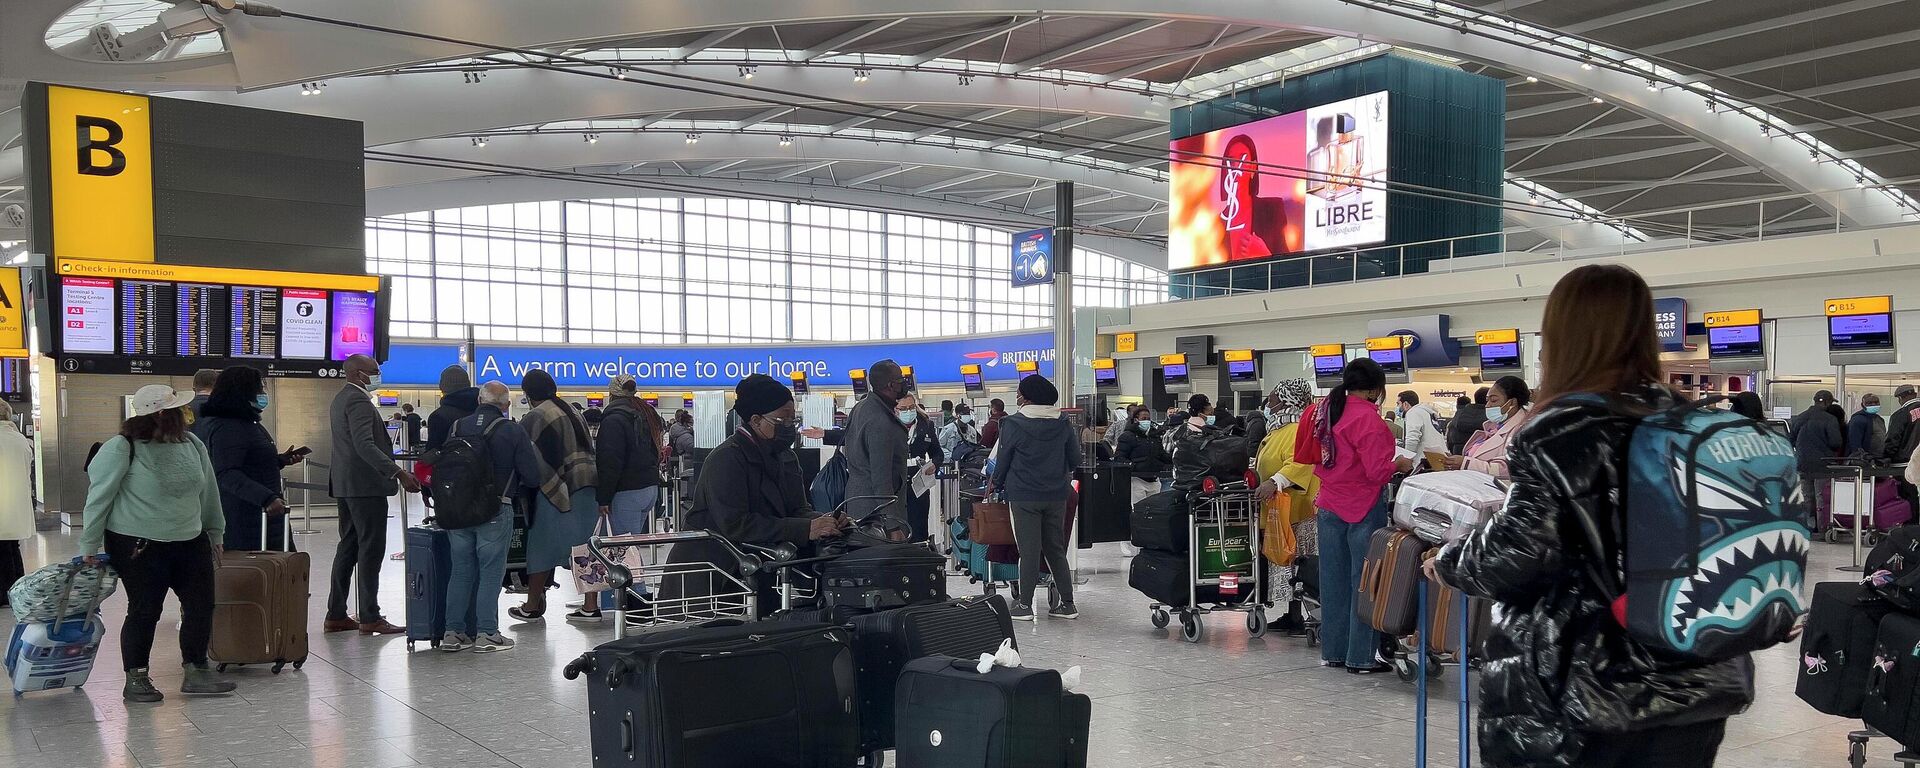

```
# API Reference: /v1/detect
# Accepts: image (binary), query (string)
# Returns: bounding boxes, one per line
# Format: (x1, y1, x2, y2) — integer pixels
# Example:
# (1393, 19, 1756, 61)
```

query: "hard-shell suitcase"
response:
(1357, 528, 1429, 636)
(893, 657, 1090, 768)
(404, 524, 467, 649)
(5, 559, 115, 695)
(564, 619, 859, 768)
(1129, 490, 1189, 553)
(210, 511, 310, 672)
(1391, 471, 1506, 545)
(818, 542, 947, 611)
(1862, 612, 1920, 749)
(847, 595, 1016, 755)
(1422, 554, 1491, 656)
(1797, 581, 1893, 717)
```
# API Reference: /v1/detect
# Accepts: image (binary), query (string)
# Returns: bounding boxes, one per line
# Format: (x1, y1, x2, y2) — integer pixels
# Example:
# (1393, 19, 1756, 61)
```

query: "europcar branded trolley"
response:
(1147, 479, 1273, 643)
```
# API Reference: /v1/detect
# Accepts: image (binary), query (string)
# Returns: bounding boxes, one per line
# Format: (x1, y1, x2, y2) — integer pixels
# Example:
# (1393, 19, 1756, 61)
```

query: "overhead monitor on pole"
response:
(1827, 296, 1897, 366)
(1704, 309, 1766, 373)
(1159, 353, 1191, 393)
(789, 370, 809, 396)
(1366, 336, 1409, 384)
(960, 363, 985, 394)
(1222, 349, 1260, 391)
(1015, 360, 1040, 380)
(849, 368, 868, 397)
(1092, 358, 1119, 392)
(1475, 329, 1522, 374)
(1311, 344, 1346, 389)
(900, 364, 917, 393)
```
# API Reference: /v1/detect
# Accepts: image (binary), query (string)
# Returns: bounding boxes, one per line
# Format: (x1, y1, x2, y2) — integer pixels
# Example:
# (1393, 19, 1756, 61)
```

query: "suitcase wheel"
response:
(216, 664, 229, 673)
(1848, 732, 1868, 768)
(293, 659, 305, 670)
(271, 662, 285, 675)
(1180, 612, 1204, 643)
(1150, 607, 1171, 629)
(1394, 657, 1418, 682)
(1246, 608, 1267, 638)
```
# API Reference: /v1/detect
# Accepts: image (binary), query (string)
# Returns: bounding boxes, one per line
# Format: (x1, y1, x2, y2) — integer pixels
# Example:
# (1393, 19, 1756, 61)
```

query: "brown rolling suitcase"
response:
(1356, 527, 1428, 636)
(210, 513, 310, 673)
(1423, 550, 1492, 656)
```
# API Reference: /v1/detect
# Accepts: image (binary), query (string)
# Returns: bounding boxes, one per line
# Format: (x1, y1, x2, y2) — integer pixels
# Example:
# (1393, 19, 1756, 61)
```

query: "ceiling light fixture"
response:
(1524, 76, 1538, 84)
(685, 133, 700, 144)
(1645, 79, 1658, 92)
(739, 66, 756, 80)
(1705, 98, 1717, 113)
(1527, 195, 1539, 205)
(852, 68, 870, 83)
(585, 133, 599, 144)
(1759, 124, 1771, 137)
(609, 67, 626, 80)
(1579, 56, 1593, 71)
(472, 136, 488, 148)
(778, 135, 792, 147)
(1858, 176, 1868, 188)
(958, 74, 973, 86)
(1591, 96, 1603, 104)
(463, 71, 484, 84)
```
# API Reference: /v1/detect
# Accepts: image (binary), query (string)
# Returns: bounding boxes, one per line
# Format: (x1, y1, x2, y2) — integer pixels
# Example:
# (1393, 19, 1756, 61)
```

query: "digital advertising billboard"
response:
(1168, 91, 1390, 272)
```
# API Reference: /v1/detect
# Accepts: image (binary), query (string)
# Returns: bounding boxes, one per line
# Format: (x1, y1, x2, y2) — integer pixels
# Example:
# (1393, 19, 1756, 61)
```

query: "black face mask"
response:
(767, 419, 798, 450)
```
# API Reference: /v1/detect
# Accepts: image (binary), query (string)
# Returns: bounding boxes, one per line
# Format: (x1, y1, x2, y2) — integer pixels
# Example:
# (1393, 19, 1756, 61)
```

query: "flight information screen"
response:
(1226, 359, 1258, 383)
(1830, 314, 1893, 351)
(51, 259, 383, 376)
(1707, 325, 1764, 358)
(1094, 366, 1119, 389)
(1162, 363, 1189, 386)
(1479, 341, 1521, 370)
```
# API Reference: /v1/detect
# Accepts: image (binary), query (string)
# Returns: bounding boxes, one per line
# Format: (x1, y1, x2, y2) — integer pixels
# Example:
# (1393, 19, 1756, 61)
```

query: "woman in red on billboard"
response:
(1218, 135, 1291, 260)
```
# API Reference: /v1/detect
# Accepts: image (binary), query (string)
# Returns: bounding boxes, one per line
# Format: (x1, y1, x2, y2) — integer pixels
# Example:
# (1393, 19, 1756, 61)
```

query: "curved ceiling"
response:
(4, 0, 1917, 256)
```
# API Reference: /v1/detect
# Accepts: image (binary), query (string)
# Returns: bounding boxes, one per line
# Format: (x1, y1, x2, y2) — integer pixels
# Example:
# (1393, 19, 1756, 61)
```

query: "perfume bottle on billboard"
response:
(1307, 112, 1364, 200)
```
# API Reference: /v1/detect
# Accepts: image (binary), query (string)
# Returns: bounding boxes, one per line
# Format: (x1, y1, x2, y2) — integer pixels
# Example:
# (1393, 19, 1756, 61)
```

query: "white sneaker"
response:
(471, 633, 516, 653)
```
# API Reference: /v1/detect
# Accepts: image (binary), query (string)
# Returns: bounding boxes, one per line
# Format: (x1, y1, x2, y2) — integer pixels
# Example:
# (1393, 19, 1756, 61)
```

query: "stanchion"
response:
(288, 459, 326, 535)
(1839, 464, 1868, 573)
(1458, 590, 1471, 768)
(1416, 579, 1429, 768)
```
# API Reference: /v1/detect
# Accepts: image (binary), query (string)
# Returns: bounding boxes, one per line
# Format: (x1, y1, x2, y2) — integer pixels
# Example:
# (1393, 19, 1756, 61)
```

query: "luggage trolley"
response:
(1148, 477, 1273, 643)
(586, 530, 789, 640)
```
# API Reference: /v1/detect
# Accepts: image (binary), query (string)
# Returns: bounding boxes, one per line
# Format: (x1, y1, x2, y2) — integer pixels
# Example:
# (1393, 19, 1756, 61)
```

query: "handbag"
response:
(571, 516, 645, 595)
(970, 499, 1016, 546)
(1261, 499, 1297, 566)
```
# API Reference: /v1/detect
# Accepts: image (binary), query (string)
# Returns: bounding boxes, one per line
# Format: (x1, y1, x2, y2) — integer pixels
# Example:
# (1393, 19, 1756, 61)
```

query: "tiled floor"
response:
(0, 503, 1905, 767)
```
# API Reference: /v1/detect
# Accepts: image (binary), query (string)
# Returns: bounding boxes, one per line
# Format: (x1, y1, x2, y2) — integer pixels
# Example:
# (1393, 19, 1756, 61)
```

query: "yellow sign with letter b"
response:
(46, 85, 154, 263)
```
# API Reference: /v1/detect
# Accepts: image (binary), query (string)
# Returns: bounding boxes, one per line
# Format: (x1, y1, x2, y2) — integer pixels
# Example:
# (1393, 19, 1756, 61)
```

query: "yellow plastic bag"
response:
(1262, 499, 1297, 566)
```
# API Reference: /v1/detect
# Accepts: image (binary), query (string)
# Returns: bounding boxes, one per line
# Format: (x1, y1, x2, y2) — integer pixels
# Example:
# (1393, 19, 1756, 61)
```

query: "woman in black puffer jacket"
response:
(1432, 265, 1753, 768)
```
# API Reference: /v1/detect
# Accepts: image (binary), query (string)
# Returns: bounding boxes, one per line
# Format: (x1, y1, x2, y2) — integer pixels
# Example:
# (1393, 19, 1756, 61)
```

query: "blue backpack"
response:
(1570, 395, 1809, 663)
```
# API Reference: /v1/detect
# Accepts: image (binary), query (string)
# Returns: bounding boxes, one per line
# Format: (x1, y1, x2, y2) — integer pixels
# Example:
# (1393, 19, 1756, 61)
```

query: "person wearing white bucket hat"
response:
(79, 384, 235, 703)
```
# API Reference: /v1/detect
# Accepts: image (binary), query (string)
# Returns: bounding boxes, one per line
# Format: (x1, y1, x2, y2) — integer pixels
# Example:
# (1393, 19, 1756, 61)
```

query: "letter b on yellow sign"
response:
(47, 85, 153, 263)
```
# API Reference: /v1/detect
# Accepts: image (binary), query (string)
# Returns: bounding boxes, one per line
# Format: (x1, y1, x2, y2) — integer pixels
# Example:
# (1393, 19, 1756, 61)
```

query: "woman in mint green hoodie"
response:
(80, 384, 236, 703)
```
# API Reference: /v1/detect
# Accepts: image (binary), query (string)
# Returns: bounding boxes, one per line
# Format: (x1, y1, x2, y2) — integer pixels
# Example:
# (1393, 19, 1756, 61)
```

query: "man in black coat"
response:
(1884, 384, 1920, 516)
(1447, 389, 1489, 455)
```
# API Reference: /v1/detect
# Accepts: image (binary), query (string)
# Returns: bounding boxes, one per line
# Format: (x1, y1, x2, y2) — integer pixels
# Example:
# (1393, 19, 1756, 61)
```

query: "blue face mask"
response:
(1867, 405, 1883, 415)
(1204, 414, 1216, 426)
(253, 394, 270, 411)
(897, 410, 919, 426)
(1137, 419, 1153, 430)
(1485, 407, 1507, 425)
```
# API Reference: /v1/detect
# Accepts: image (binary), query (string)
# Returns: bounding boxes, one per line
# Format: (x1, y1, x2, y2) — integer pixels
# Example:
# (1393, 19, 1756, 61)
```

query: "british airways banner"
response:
(383, 331, 1056, 389)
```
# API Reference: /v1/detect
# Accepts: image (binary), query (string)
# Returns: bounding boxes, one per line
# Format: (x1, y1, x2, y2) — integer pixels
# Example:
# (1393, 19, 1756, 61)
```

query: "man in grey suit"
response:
(323, 354, 421, 635)
(843, 359, 909, 521)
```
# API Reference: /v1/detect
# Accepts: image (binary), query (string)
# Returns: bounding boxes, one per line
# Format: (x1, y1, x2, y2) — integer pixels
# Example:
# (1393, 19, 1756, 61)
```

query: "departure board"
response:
(121, 281, 170, 356)
(230, 286, 280, 359)
(176, 284, 221, 357)
(50, 259, 383, 377)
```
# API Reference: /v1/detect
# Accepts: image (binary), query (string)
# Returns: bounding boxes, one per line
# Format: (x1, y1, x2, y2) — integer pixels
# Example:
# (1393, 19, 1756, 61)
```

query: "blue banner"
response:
(384, 331, 1058, 389)
(1653, 297, 1688, 352)
(1011, 228, 1055, 288)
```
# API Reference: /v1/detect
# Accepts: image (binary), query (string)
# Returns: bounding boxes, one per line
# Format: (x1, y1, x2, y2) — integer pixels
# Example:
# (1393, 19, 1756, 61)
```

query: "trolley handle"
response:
(586, 529, 763, 586)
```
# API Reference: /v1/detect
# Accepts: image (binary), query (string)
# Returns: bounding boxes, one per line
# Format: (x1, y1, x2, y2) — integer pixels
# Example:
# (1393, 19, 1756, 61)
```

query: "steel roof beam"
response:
(1092, 26, 1276, 84)
(914, 172, 997, 195)
(794, 19, 907, 62)
(668, 28, 748, 59)
(1002, 20, 1172, 75)
(904, 17, 1042, 66)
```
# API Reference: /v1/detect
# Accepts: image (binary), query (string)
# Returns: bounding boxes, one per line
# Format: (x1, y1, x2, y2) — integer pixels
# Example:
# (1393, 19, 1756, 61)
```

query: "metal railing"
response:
(1168, 188, 1920, 300)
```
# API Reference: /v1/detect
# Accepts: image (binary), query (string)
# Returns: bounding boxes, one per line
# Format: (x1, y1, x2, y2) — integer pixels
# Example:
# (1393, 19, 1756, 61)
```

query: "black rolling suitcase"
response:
(819, 543, 948, 611)
(1128, 490, 1189, 553)
(848, 595, 1016, 755)
(563, 619, 860, 768)
(893, 657, 1091, 768)
(1126, 547, 1222, 608)
(1797, 581, 1893, 717)
(1863, 612, 1920, 749)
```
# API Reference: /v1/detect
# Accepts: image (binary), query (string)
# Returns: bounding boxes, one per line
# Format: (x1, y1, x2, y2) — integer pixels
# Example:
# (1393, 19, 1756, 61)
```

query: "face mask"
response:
(365, 373, 383, 389)
(958, 414, 974, 425)
(1867, 405, 1883, 415)
(1137, 419, 1153, 431)
(897, 410, 919, 426)
(773, 421, 799, 448)
(254, 394, 270, 411)
(1485, 408, 1508, 425)
(1204, 414, 1216, 426)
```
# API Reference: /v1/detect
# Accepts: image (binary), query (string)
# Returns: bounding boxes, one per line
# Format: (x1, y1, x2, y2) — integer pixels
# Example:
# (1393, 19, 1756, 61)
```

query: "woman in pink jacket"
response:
(1311, 358, 1414, 673)
(1446, 376, 1532, 480)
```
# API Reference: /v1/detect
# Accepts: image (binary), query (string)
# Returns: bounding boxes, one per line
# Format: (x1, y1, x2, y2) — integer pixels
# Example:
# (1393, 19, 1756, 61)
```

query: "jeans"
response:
(105, 531, 215, 670)
(1578, 719, 1727, 767)
(1011, 500, 1073, 608)
(327, 496, 391, 622)
(445, 503, 514, 636)
(1316, 495, 1390, 668)
(598, 487, 659, 610)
